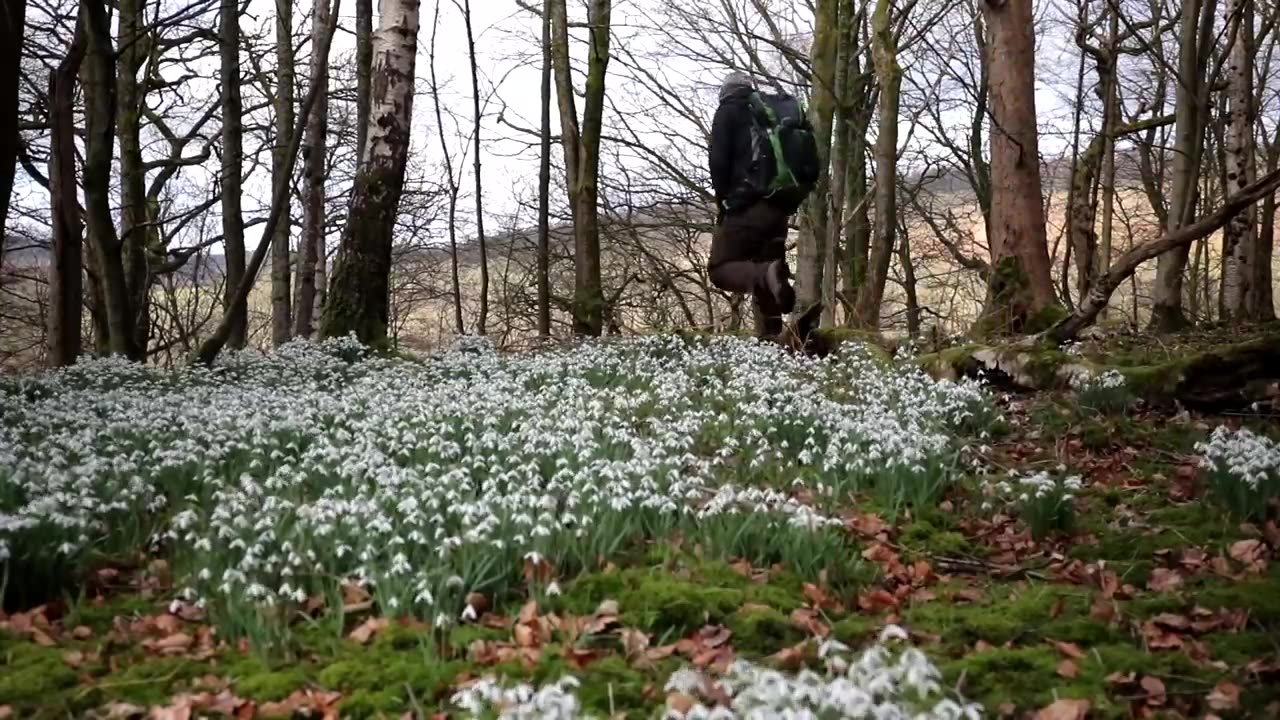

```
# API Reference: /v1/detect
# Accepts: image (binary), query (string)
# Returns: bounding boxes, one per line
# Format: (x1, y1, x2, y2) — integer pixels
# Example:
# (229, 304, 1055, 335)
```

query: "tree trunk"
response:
(537, 0, 552, 337)
(220, 0, 249, 350)
(1096, 6, 1120, 320)
(1222, 0, 1257, 319)
(47, 20, 87, 367)
(798, 0, 839, 311)
(81, 0, 138, 359)
(320, 0, 419, 345)
(355, 0, 372, 169)
(1150, 0, 1216, 332)
(898, 219, 920, 337)
(972, 0, 1057, 337)
(195, 0, 341, 365)
(294, 0, 329, 340)
(822, 3, 855, 327)
(549, 0, 610, 336)
(855, 0, 898, 330)
(117, 0, 150, 357)
(1259, 146, 1277, 319)
(461, 0, 489, 335)
(428, 0, 464, 335)
(270, 0, 296, 346)
(0, 0, 28, 263)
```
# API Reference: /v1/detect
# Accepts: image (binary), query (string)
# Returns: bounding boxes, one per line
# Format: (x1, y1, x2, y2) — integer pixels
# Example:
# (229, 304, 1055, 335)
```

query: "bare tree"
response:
(1, 0, 28, 262)
(537, 0, 552, 337)
(221, 0, 248, 349)
(428, 0, 465, 335)
(46, 12, 85, 366)
(294, 0, 330, 339)
(972, 0, 1057, 336)
(549, 0, 611, 336)
(460, 0, 490, 335)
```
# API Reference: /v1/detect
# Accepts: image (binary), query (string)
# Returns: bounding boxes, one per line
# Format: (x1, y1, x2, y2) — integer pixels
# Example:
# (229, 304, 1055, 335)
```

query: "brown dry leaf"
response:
(1056, 659, 1080, 679)
(849, 512, 888, 538)
(789, 608, 830, 637)
(1105, 671, 1136, 686)
(522, 555, 554, 583)
(517, 600, 539, 626)
(1230, 539, 1269, 573)
(29, 627, 56, 647)
(149, 701, 194, 720)
(975, 640, 995, 653)
(62, 650, 85, 667)
(1141, 621, 1184, 650)
(342, 581, 371, 606)
(0, 707, 11, 720)
(911, 559, 934, 584)
(153, 614, 182, 635)
(1099, 569, 1120, 599)
(802, 582, 830, 608)
(768, 642, 811, 671)
(862, 543, 899, 565)
(620, 628, 651, 666)
(563, 646, 603, 670)
(698, 625, 732, 649)
(729, 559, 753, 577)
(1089, 596, 1117, 624)
(1035, 697, 1090, 720)
(104, 702, 148, 718)
(72, 625, 93, 640)
(646, 644, 678, 662)
(1140, 676, 1167, 705)
(857, 590, 899, 613)
(513, 623, 537, 648)
(666, 692, 697, 715)
(465, 592, 490, 616)
(1206, 680, 1241, 710)
(1150, 613, 1191, 631)
(348, 616, 389, 644)
(1147, 568, 1184, 592)
(1051, 640, 1087, 660)
(950, 588, 985, 603)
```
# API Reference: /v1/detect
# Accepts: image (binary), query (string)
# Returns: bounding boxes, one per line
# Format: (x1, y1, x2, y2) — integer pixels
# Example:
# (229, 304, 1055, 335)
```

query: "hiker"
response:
(706, 71, 818, 337)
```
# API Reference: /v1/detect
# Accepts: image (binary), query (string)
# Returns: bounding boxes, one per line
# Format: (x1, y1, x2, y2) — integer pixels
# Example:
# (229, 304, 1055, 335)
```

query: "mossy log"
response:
(918, 333, 1280, 410)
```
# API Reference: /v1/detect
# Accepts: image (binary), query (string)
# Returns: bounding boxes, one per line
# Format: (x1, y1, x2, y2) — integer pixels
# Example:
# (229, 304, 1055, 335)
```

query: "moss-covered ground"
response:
(3, 362, 1279, 718)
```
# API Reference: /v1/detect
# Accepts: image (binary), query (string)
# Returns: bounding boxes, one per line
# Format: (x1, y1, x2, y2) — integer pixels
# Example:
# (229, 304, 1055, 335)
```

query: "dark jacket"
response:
(709, 86, 757, 214)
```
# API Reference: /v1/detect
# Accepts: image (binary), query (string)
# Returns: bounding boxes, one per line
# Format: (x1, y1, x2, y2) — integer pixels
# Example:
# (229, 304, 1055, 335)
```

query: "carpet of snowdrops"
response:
(1, 335, 1005, 717)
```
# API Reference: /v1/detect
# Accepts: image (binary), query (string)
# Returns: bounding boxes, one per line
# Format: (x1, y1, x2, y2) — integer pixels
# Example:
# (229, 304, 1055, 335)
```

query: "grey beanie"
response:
(719, 71, 754, 101)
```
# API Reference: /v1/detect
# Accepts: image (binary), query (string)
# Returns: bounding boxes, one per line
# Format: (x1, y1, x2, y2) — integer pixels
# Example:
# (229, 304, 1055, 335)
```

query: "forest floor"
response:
(1, 331, 1278, 719)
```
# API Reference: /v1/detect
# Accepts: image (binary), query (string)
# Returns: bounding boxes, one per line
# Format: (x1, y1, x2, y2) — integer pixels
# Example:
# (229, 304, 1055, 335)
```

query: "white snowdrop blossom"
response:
(0, 335, 988, 620)
(451, 628, 982, 719)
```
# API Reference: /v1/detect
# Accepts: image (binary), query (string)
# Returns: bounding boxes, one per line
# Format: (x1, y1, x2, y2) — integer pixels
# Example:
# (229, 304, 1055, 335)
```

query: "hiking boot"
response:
(764, 259, 796, 314)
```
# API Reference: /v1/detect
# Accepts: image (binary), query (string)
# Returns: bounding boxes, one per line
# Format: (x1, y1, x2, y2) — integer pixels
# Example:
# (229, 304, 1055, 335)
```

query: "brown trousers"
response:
(708, 201, 790, 335)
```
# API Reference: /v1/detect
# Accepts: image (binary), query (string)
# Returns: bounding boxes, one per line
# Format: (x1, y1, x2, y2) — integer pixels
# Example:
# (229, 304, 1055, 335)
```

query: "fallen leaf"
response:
(143, 632, 193, 655)
(789, 608, 830, 637)
(975, 640, 995, 653)
(104, 702, 148, 718)
(153, 614, 182, 635)
(767, 642, 811, 671)
(620, 628, 651, 665)
(698, 625, 732, 649)
(1149, 613, 1191, 631)
(513, 622, 537, 648)
(1140, 676, 1167, 705)
(1035, 697, 1090, 720)
(1206, 680, 1240, 711)
(348, 616, 389, 644)
(465, 592, 490, 616)
(1057, 659, 1079, 678)
(62, 650, 84, 667)
(0, 706, 11, 719)
(1105, 671, 1136, 686)
(1230, 539, 1268, 573)
(1051, 640, 1087, 660)
(72, 625, 93, 640)
(802, 582, 830, 608)
(666, 692, 697, 715)
(29, 627, 56, 647)
(1089, 596, 1117, 624)
(857, 590, 899, 613)
(1147, 568, 1184, 592)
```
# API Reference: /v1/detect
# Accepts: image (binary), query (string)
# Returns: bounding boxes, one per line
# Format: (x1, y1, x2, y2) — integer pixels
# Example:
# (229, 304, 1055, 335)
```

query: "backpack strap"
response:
(747, 92, 779, 127)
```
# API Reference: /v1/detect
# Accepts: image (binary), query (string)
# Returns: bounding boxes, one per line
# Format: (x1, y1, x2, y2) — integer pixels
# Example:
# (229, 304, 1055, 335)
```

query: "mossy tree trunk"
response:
(973, 0, 1058, 338)
(320, 0, 419, 345)
(117, 0, 150, 358)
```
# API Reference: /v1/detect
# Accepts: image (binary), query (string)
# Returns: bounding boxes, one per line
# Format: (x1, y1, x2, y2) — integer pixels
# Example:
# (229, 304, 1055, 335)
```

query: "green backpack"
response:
(745, 91, 821, 213)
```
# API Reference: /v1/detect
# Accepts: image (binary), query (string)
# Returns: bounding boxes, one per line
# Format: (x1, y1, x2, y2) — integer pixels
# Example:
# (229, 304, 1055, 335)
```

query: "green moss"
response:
(899, 518, 973, 558)
(105, 657, 207, 706)
(315, 643, 462, 711)
(65, 595, 157, 633)
(831, 616, 877, 646)
(557, 565, 804, 638)
(726, 606, 803, 655)
(1194, 574, 1280, 626)
(574, 656, 653, 715)
(0, 638, 79, 708)
(227, 656, 308, 701)
(905, 586, 1120, 649)
(1025, 304, 1069, 334)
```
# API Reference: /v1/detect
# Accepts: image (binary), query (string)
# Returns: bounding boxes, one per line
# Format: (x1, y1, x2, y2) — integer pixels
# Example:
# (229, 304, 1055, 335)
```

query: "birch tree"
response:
(321, 0, 422, 344)
(1222, 0, 1258, 319)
